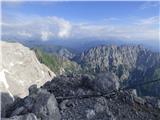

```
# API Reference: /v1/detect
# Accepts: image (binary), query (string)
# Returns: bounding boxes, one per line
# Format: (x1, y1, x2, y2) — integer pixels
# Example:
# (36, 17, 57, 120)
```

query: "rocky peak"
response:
(80, 45, 160, 80)
(0, 41, 56, 98)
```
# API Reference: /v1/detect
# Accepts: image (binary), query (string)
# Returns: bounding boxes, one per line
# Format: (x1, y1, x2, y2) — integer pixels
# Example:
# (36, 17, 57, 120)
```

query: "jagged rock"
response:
(79, 45, 160, 97)
(80, 45, 160, 75)
(81, 73, 120, 93)
(42, 74, 95, 97)
(45, 75, 160, 120)
(1, 93, 14, 117)
(0, 41, 56, 98)
(60, 100, 70, 110)
(86, 109, 96, 119)
(130, 89, 137, 96)
(10, 107, 25, 117)
(80, 45, 144, 74)
(2, 113, 38, 120)
(32, 89, 61, 120)
(133, 96, 146, 105)
(145, 96, 160, 109)
(81, 74, 95, 90)
(57, 48, 75, 59)
(6, 88, 61, 120)
(93, 73, 120, 93)
(28, 84, 38, 95)
(3, 75, 160, 120)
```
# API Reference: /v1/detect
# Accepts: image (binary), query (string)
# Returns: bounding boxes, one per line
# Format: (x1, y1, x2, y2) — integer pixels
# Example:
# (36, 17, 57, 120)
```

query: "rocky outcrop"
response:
(0, 41, 56, 98)
(2, 113, 38, 120)
(2, 74, 160, 120)
(79, 45, 160, 97)
(3, 86, 61, 120)
(93, 72, 120, 93)
(81, 73, 120, 93)
(80, 45, 160, 80)
(1, 93, 14, 117)
(57, 48, 75, 59)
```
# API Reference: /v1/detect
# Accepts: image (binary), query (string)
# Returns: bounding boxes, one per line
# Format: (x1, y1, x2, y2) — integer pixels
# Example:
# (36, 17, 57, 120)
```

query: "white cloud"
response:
(1, 13, 159, 42)
(135, 16, 159, 25)
(2, 15, 72, 40)
(41, 31, 52, 41)
(57, 18, 72, 38)
(140, 1, 160, 9)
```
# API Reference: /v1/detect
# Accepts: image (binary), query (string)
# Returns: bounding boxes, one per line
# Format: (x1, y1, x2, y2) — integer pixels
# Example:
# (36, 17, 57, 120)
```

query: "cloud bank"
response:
(1, 13, 159, 43)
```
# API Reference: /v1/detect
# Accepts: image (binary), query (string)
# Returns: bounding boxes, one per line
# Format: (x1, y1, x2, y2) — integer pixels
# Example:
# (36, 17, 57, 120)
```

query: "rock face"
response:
(79, 45, 160, 97)
(1, 93, 14, 117)
(31, 89, 61, 120)
(57, 48, 75, 59)
(93, 72, 120, 93)
(0, 41, 56, 98)
(2, 87, 61, 120)
(80, 45, 160, 79)
(2, 113, 38, 120)
(2, 75, 160, 120)
(6, 88, 61, 120)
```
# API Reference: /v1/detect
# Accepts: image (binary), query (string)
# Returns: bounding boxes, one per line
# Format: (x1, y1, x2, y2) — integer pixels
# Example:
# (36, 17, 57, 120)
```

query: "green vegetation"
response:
(34, 48, 80, 75)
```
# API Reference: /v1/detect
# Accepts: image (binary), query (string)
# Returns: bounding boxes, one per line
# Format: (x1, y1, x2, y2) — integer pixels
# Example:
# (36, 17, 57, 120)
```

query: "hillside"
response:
(33, 48, 81, 75)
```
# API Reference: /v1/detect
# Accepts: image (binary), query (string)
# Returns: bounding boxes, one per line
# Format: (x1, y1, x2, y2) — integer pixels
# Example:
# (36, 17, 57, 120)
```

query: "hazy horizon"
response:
(1, 1, 160, 51)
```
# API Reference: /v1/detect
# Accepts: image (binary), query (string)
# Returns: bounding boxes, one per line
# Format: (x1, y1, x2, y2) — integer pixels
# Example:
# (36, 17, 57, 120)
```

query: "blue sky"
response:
(1, 1, 160, 44)
(2, 1, 159, 22)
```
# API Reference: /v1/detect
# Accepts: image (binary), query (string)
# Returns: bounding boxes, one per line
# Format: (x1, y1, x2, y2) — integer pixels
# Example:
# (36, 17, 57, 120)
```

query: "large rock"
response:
(1, 93, 14, 117)
(81, 73, 119, 93)
(32, 89, 61, 120)
(145, 96, 160, 109)
(7, 88, 61, 120)
(1, 113, 38, 120)
(94, 73, 120, 93)
(0, 41, 56, 98)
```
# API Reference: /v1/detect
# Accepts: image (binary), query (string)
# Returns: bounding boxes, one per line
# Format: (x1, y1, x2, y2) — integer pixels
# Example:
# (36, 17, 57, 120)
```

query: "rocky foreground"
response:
(1, 74, 160, 120)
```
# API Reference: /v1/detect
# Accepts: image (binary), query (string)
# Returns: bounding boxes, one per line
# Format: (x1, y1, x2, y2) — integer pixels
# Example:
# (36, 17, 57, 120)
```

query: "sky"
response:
(1, 1, 160, 45)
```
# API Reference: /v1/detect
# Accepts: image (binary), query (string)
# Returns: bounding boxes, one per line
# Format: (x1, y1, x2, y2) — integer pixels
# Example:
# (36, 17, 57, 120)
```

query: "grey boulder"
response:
(8, 88, 61, 120)
(93, 72, 120, 93)
(1, 113, 38, 120)
(32, 89, 61, 120)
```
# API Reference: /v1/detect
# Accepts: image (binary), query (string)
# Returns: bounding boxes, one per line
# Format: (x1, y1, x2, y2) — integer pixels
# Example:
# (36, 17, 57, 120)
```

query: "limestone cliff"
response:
(0, 41, 56, 98)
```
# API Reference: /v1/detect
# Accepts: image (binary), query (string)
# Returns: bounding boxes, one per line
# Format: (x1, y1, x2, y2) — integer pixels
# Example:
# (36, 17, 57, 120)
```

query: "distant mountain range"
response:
(16, 39, 160, 97)
(1, 41, 160, 120)
(1, 41, 160, 96)
(78, 45, 160, 97)
(2, 40, 160, 97)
